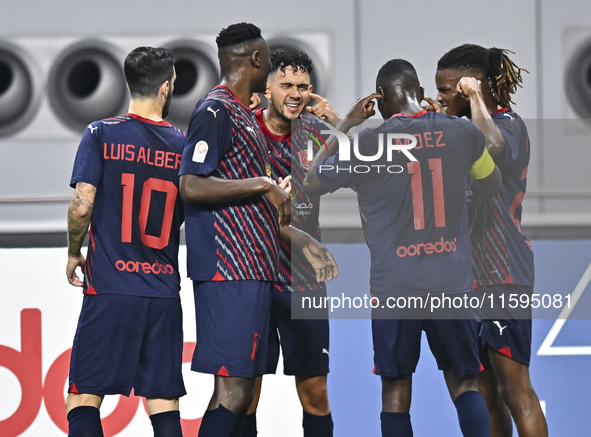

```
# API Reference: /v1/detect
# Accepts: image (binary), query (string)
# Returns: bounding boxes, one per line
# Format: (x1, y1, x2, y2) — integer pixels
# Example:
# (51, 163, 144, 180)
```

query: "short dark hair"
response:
(376, 59, 420, 90)
(216, 23, 262, 49)
(437, 44, 528, 108)
(270, 46, 314, 75)
(124, 46, 175, 99)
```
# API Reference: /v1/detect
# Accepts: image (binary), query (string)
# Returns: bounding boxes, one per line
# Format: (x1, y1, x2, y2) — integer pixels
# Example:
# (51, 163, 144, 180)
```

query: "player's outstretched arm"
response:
(306, 93, 342, 127)
(280, 225, 338, 283)
(457, 77, 505, 158)
(180, 174, 292, 226)
(66, 182, 96, 287)
(304, 92, 380, 195)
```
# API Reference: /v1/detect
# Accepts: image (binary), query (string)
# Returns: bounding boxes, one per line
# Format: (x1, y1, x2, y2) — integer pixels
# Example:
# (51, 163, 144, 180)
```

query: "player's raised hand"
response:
(344, 92, 381, 126)
(422, 96, 443, 113)
(302, 239, 338, 283)
(66, 254, 86, 287)
(306, 93, 341, 127)
(263, 178, 292, 227)
(457, 77, 482, 100)
(249, 93, 262, 109)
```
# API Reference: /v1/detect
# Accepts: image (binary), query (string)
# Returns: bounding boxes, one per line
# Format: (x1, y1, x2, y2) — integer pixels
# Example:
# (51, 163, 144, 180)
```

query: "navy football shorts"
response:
(191, 280, 272, 377)
(372, 306, 480, 378)
(265, 285, 329, 376)
(68, 294, 186, 398)
(478, 285, 533, 367)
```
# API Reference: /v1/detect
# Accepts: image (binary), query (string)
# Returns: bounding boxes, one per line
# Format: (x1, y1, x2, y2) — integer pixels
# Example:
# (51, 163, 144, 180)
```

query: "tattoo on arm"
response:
(67, 182, 97, 257)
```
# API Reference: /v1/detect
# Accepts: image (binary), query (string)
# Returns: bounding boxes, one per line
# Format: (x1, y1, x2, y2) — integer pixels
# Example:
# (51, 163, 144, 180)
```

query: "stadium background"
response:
(1, 0, 590, 435)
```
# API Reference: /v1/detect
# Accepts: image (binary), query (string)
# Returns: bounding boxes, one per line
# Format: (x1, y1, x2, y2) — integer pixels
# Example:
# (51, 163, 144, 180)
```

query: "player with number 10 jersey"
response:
(70, 114, 185, 297)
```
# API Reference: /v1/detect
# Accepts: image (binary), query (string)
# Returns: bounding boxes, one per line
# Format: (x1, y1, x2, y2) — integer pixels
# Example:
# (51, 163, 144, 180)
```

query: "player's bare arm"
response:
(66, 182, 97, 287)
(303, 92, 380, 195)
(180, 174, 292, 226)
(457, 77, 506, 158)
(306, 92, 342, 127)
(280, 225, 338, 283)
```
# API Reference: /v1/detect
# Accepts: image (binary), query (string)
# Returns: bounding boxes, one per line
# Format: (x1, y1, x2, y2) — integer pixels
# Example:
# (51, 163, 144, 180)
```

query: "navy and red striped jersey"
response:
(70, 114, 185, 298)
(316, 111, 486, 297)
(180, 86, 279, 282)
(255, 108, 327, 292)
(467, 109, 534, 287)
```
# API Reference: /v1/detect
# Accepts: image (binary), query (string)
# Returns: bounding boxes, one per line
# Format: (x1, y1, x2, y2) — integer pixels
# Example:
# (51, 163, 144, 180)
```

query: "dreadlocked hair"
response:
(437, 44, 529, 108)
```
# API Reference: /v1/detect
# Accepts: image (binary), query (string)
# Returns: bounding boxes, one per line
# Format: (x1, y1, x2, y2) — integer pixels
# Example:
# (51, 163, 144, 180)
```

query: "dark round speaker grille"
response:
(0, 61, 13, 95)
(565, 38, 591, 121)
(68, 60, 101, 98)
(173, 59, 198, 96)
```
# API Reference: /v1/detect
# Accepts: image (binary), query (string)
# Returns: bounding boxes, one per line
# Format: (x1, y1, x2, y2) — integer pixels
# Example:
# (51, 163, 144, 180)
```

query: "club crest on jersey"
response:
(266, 162, 272, 177)
(192, 141, 209, 163)
(298, 150, 313, 170)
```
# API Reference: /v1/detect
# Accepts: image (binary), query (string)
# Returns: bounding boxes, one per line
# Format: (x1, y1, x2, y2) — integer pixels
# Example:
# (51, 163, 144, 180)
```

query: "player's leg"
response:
(477, 364, 513, 437)
(244, 376, 263, 436)
(487, 346, 547, 437)
(65, 394, 104, 437)
(192, 280, 272, 437)
(66, 294, 149, 437)
(244, 285, 282, 437)
(426, 318, 490, 437)
(276, 287, 332, 436)
(372, 317, 422, 437)
(135, 297, 186, 437)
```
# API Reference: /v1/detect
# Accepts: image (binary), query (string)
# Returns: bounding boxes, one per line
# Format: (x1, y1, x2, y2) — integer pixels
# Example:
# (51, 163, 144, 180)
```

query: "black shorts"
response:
(265, 286, 329, 376)
(68, 294, 186, 398)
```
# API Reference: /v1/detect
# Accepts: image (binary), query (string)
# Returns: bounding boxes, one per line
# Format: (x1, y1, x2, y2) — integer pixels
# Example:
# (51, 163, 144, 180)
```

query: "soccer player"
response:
(245, 46, 339, 437)
(304, 59, 502, 437)
(433, 44, 548, 437)
(65, 46, 186, 437)
(178, 23, 292, 437)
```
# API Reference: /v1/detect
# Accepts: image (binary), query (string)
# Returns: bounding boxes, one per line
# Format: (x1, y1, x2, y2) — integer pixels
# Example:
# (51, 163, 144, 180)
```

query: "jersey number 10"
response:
(121, 173, 178, 249)
(408, 158, 446, 231)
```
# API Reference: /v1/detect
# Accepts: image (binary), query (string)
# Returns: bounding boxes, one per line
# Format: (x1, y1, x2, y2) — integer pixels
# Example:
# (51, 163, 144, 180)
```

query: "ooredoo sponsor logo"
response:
(396, 237, 457, 258)
(115, 259, 174, 274)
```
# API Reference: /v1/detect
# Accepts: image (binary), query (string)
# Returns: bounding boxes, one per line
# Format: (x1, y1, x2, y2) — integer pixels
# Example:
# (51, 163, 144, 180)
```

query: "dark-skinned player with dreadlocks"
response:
(425, 44, 548, 437)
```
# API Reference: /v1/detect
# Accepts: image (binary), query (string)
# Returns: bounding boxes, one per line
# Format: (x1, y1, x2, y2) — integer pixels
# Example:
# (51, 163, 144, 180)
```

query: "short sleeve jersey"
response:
(70, 114, 185, 298)
(255, 109, 327, 291)
(179, 86, 279, 282)
(467, 109, 534, 287)
(317, 111, 486, 297)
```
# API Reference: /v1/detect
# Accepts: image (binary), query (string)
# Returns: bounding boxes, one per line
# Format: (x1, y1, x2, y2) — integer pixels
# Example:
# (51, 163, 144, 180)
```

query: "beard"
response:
(162, 88, 172, 119)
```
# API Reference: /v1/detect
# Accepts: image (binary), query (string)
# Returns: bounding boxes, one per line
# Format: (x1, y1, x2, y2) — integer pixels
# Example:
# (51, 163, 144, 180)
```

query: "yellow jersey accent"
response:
(469, 148, 495, 180)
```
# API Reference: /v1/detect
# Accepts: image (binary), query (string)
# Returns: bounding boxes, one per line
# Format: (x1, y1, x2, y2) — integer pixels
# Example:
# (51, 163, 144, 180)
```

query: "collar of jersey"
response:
(125, 113, 171, 126)
(494, 107, 509, 114)
(216, 85, 253, 112)
(255, 108, 292, 142)
(389, 109, 428, 119)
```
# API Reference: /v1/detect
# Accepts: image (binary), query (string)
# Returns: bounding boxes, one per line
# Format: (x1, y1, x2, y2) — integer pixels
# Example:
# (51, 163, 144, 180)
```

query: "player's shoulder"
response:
(493, 108, 521, 121)
(194, 97, 231, 121)
(299, 114, 331, 132)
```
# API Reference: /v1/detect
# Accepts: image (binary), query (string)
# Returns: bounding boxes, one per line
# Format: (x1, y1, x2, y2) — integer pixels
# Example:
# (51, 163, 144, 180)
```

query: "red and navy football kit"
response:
(468, 109, 535, 367)
(68, 114, 186, 398)
(255, 109, 329, 376)
(317, 111, 491, 377)
(179, 86, 279, 377)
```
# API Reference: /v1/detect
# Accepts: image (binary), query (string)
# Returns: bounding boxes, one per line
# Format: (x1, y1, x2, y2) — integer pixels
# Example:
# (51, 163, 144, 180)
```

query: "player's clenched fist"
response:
(306, 93, 341, 127)
(263, 176, 292, 226)
(457, 77, 482, 99)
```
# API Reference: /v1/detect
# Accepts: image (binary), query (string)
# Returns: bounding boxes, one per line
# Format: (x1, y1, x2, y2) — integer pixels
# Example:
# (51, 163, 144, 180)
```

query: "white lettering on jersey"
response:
(192, 141, 209, 163)
(207, 107, 221, 118)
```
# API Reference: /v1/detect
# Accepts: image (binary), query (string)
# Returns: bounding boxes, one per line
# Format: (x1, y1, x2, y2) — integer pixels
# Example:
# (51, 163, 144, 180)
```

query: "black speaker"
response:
(565, 36, 591, 121)
(0, 41, 40, 138)
(47, 40, 128, 132)
(164, 39, 219, 131)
